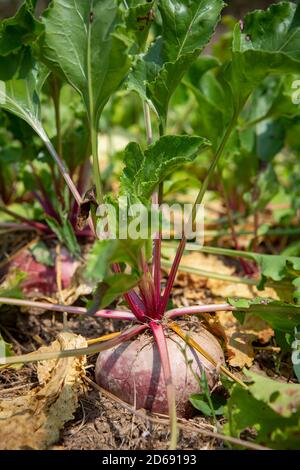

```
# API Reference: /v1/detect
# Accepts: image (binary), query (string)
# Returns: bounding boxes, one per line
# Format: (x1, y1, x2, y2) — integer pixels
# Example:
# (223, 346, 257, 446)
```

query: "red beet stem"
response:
(150, 321, 177, 449)
(166, 303, 234, 319)
(0, 297, 136, 321)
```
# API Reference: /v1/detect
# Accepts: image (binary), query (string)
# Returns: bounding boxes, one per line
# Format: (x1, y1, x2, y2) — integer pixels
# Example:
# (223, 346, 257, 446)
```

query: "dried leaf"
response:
(0, 332, 87, 450)
(216, 311, 274, 368)
(76, 186, 97, 231)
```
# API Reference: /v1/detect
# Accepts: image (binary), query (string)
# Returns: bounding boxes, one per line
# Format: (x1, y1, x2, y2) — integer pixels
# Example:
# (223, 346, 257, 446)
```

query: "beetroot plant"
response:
(1, 0, 300, 449)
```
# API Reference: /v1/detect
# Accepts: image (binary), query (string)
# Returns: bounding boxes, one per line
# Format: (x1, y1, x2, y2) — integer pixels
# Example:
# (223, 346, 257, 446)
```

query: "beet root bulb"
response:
(95, 326, 225, 418)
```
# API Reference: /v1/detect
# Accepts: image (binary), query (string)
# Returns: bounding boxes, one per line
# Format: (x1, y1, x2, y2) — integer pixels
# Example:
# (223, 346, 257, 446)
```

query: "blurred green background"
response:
(0, 0, 283, 20)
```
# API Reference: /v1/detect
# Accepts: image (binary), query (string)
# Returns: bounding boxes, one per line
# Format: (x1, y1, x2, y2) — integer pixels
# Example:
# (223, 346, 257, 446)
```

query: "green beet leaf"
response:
(98, 273, 141, 308)
(0, 63, 49, 141)
(86, 238, 147, 283)
(224, 371, 300, 449)
(0, 0, 42, 81)
(197, 245, 300, 304)
(190, 393, 225, 417)
(85, 238, 147, 309)
(0, 0, 49, 139)
(184, 71, 231, 149)
(229, 297, 300, 333)
(225, 2, 300, 114)
(128, 0, 224, 125)
(244, 370, 300, 418)
(121, 135, 210, 200)
(40, 0, 132, 126)
(124, 0, 155, 52)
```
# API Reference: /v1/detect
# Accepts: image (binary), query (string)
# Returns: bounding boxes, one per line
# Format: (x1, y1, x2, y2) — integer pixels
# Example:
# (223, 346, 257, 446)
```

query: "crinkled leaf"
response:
(229, 297, 300, 333)
(126, 37, 162, 108)
(150, 0, 224, 123)
(224, 371, 300, 449)
(251, 253, 300, 303)
(225, 2, 300, 114)
(122, 135, 210, 200)
(187, 3, 300, 151)
(0, 332, 86, 450)
(125, 0, 154, 51)
(158, 0, 222, 61)
(40, 0, 132, 124)
(128, 0, 224, 123)
(0, 1, 49, 142)
(256, 255, 300, 284)
(0, 0, 43, 80)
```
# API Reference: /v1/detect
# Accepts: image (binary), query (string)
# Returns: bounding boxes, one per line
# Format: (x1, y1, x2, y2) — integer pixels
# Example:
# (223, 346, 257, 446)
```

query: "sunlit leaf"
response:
(128, 0, 224, 124)
(229, 297, 300, 333)
(225, 2, 300, 114)
(224, 371, 300, 449)
(121, 135, 210, 200)
(40, 0, 132, 124)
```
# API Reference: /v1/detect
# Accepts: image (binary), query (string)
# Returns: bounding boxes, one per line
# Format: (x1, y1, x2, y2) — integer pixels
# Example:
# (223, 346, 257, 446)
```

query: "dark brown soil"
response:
(61, 388, 222, 451)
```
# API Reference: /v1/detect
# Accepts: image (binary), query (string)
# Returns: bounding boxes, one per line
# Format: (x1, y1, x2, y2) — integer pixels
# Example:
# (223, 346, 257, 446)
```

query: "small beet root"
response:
(95, 326, 225, 418)
(9, 246, 79, 297)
